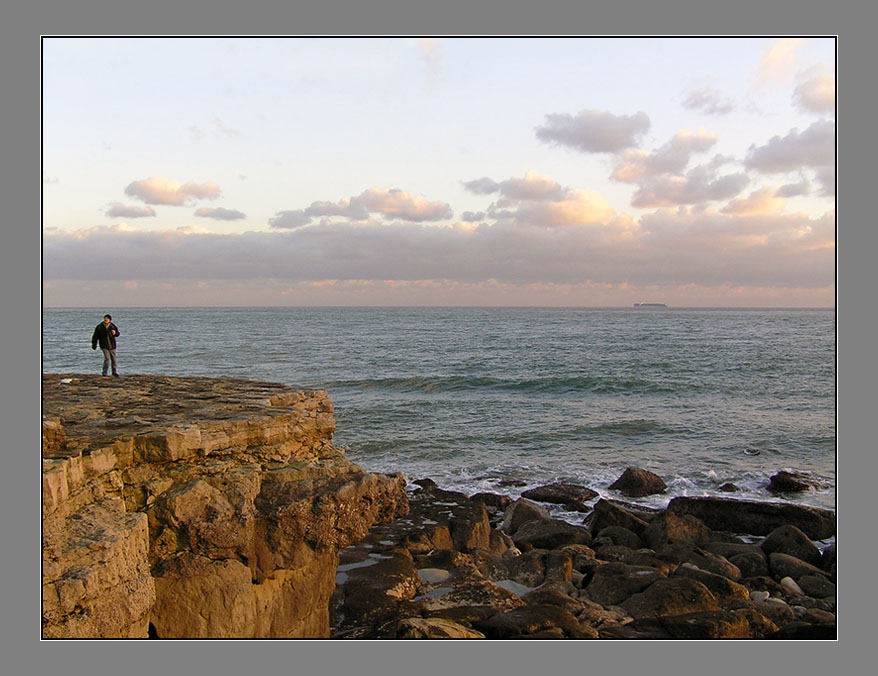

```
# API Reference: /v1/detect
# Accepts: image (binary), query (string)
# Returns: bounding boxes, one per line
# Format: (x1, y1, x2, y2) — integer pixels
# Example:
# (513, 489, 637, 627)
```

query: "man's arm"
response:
(92, 325, 99, 350)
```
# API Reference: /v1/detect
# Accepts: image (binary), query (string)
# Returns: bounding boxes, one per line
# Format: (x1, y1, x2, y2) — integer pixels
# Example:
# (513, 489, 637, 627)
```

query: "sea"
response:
(42, 307, 836, 520)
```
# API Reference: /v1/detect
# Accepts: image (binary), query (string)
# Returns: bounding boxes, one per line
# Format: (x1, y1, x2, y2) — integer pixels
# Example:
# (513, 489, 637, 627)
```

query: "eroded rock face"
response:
(42, 374, 408, 639)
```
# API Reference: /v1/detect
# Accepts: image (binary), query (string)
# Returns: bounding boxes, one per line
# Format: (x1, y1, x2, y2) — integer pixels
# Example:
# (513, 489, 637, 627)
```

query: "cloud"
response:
(721, 186, 788, 216)
(745, 120, 834, 173)
(776, 177, 811, 198)
(195, 207, 246, 221)
(188, 118, 241, 140)
(683, 88, 736, 116)
(757, 38, 808, 85)
(105, 203, 157, 218)
(535, 109, 650, 153)
(461, 211, 486, 222)
(814, 167, 835, 197)
(43, 207, 833, 292)
(269, 187, 453, 229)
(793, 67, 835, 112)
(497, 171, 564, 202)
(124, 176, 222, 206)
(611, 130, 718, 183)
(630, 166, 749, 208)
(416, 38, 441, 83)
(463, 177, 501, 195)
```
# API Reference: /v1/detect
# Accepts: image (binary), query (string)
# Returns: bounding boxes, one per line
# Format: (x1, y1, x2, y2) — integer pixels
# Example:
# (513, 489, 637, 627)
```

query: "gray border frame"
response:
(8, 0, 868, 674)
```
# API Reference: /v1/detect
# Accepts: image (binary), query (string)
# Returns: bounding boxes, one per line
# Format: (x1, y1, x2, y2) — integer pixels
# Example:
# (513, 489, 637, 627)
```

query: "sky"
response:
(41, 37, 836, 307)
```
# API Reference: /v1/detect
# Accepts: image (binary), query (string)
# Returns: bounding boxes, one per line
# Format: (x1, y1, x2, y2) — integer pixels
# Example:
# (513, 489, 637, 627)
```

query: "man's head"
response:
(103, 314, 112, 325)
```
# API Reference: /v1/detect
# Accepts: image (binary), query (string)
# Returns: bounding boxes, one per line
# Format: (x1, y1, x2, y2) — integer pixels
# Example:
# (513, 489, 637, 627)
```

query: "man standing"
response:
(92, 313, 121, 376)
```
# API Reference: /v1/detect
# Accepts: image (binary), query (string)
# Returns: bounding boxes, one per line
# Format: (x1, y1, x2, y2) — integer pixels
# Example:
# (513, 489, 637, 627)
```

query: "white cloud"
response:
(535, 109, 650, 153)
(757, 38, 808, 85)
(683, 87, 736, 116)
(463, 177, 501, 195)
(195, 207, 246, 221)
(124, 176, 222, 206)
(611, 130, 718, 183)
(269, 187, 453, 229)
(630, 166, 749, 208)
(721, 186, 788, 217)
(793, 67, 835, 112)
(497, 171, 564, 202)
(745, 120, 834, 173)
(105, 203, 157, 218)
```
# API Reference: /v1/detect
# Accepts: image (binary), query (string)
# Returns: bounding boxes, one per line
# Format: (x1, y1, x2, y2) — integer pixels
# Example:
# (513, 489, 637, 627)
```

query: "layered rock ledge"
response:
(41, 374, 408, 639)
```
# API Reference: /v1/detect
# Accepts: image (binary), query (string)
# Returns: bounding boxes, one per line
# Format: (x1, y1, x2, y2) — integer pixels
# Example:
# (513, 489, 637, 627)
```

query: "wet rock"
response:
(500, 499, 551, 535)
(768, 470, 829, 494)
(780, 576, 804, 595)
(768, 552, 828, 581)
(672, 564, 750, 605)
(668, 496, 835, 540)
(624, 610, 752, 639)
(657, 544, 741, 580)
(583, 562, 667, 606)
(396, 617, 485, 639)
(475, 604, 585, 639)
(718, 483, 739, 492)
(733, 599, 796, 627)
(521, 483, 599, 506)
(522, 587, 586, 615)
(512, 519, 592, 551)
(596, 526, 643, 550)
(730, 608, 780, 638)
(584, 499, 649, 536)
(337, 555, 421, 627)
(470, 492, 513, 514)
(621, 577, 719, 620)
(505, 549, 548, 588)
(728, 551, 770, 578)
(642, 511, 712, 550)
(423, 605, 498, 627)
(821, 543, 836, 573)
(797, 574, 836, 599)
(608, 467, 667, 498)
(703, 541, 767, 562)
(742, 576, 798, 601)
(760, 525, 822, 566)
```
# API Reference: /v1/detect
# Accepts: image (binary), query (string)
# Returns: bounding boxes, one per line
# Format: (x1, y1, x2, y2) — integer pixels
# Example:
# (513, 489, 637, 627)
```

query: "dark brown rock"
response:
(521, 483, 599, 505)
(621, 577, 719, 620)
(667, 496, 835, 540)
(657, 544, 741, 580)
(511, 519, 592, 551)
(718, 483, 739, 492)
(641, 610, 753, 639)
(731, 608, 780, 638)
(728, 551, 770, 579)
(500, 499, 551, 535)
(760, 525, 822, 566)
(583, 562, 667, 606)
(470, 492, 513, 512)
(522, 587, 585, 614)
(768, 552, 827, 581)
(672, 565, 750, 605)
(608, 467, 667, 498)
(475, 604, 583, 638)
(797, 574, 836, 599)
(642, 511, 712, 551)
(703, 541, 767, 561)
(596, 526, 643, 550)
(584, 499, 649, 536)
(768, 470, 829, 494)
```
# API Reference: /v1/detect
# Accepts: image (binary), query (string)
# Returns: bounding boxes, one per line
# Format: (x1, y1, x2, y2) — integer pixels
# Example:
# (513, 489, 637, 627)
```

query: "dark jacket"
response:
(92, 322, 120, 350)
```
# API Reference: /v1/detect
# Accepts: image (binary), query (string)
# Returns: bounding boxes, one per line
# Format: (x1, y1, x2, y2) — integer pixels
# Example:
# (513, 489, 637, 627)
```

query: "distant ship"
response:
(633, 302, 668, 308)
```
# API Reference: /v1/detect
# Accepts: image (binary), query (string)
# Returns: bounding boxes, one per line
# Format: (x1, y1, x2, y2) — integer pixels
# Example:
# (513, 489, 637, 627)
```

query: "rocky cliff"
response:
(41, 374, 409, 639)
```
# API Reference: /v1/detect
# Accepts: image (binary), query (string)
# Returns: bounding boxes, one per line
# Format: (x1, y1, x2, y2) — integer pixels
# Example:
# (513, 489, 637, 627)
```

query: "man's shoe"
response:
(113, 373, 120, 377)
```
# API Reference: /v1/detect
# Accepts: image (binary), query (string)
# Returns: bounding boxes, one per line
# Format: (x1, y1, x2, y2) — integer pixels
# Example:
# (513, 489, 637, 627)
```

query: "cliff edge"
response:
(41, 374, 409, 638)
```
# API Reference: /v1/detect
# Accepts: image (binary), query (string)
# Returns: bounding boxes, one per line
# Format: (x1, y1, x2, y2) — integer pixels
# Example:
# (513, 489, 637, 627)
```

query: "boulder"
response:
(521, 482, 599, 505)
(621, 577, 719, 620)
(667, 496, 835, 540)
(768, 622, 836, 639)
(630, 610, 753, 639)
(512, 518, 592, 551)
(672, 564, 750, 605)
(596, 526, 643, 550)
(760, 525, 822, 566)
(768, 552, 827, 581)
(475, 604, 585, 639)
(730, 608, 780, 638)
(642, 511, 712, 550)
(522, 587, 586, 615)
(583, 562, 667, 606)
(608, 467, 667, 498)
(728, 551, 770, 579)
(501, 499, 551, 535)
(797, 574, 836, 599)
(821, 543, 836, 573)
(396, 617, 485, 639)
(657, 544, 741, 581)
(470, 492, 513, 514)
(768, 470, 829, 494)
(718, 483, 739, 492)
(584, 499, 649, 536)
(505, 549, 548, 588)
